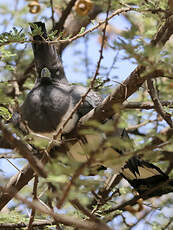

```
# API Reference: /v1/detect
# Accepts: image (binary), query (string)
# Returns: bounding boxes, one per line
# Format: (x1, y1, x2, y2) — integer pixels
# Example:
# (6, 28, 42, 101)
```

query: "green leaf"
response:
(28, 23, 43, 37)
(0, 107, 12, 120)
(79, 27, 85, 34)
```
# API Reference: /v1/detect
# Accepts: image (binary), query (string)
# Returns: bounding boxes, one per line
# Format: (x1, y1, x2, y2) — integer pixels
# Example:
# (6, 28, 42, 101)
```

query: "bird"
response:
(20, 21, 102, 137)
(17, 22, 173, 198)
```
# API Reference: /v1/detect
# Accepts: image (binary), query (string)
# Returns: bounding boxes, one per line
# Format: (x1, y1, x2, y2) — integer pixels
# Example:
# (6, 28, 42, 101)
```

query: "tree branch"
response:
(0, 164, 34, 210)
(27, 175, 39, 230)
(53, 0, 78, 34)
(147, 79, 173, 127)
(123, 100, 173, 110)
(151, 15, 173, 46)
(79, 69, 163, 124)
(0, 220, 55, 229)
(0, 122, 47, 178)
(50, 0, 55, 28)
(70, 199, 100, 222)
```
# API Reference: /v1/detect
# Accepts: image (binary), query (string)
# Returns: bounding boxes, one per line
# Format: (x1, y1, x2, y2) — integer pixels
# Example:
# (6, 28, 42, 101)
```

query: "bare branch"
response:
(0, 121, 47, 178)
(50, 0, 55, 28)
(3, 157, 21, 172)
(79, 69, 163, 125)
(53, 0, 78, 34)
(103, 179, 173, 223)
(27, 176, 39, 230)
(147, 79, 173, 127)
(70, 199, 99, 222)
(0, 164, 34, 210)
(123, 100, 173, 110)
(0, 220, 55, 229)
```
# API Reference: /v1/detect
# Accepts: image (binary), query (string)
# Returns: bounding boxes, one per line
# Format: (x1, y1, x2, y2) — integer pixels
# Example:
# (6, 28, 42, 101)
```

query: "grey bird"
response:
(20, 22, 102, 136)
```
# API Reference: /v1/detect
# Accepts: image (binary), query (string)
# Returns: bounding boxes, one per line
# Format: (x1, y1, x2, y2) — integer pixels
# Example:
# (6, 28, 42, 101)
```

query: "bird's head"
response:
(30, 21, 68, 84)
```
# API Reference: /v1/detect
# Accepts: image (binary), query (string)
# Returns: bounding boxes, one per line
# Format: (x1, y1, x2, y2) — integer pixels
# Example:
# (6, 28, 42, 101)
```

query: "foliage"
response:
(0, 0, 173, 230)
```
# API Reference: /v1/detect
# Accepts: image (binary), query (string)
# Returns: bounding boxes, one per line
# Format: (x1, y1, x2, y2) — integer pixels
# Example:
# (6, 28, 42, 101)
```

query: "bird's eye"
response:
(41, 67, 51, 78)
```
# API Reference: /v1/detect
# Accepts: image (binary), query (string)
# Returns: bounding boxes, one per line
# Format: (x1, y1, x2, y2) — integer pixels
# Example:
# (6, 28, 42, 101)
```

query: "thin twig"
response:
(4, 157, 21, 172)
(70, 199, 99, 222)
(128, 210, 151, 230)
(27, 175, 39, 230)
(53, 0, 78, 34)
(161, 217, 173, 230)
(50, 0, 55, 28)
(147, 79, 173, 128)
(127, 120, 154, 130)
(123, 100, 173, 110)
(84, 36, 90, 78)
(121, 213, 132, 227)
(0, 8, 132, 48)
(2, 8, 173, 50)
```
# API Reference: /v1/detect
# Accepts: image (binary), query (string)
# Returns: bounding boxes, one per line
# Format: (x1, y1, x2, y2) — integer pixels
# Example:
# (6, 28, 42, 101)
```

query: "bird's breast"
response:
(21, 84, 71, 133)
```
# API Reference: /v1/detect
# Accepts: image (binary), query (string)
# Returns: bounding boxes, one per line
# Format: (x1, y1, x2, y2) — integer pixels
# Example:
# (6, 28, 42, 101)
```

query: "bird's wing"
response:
(30, 21, 68, 83)
(71, 85, 103, 118)
(103, 130, 171, 198)
(121, 156, 171, 197)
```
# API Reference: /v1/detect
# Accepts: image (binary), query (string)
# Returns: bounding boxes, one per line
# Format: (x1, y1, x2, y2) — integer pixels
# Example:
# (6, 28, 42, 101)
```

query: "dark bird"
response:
(20, 22, 102, 136)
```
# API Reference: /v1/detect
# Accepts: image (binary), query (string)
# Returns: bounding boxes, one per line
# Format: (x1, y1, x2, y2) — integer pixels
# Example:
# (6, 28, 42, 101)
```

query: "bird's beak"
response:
(40, 67, 51, 78)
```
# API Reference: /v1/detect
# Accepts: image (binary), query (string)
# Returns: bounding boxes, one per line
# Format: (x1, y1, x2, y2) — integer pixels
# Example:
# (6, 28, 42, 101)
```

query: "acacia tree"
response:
(0, 0, 173, 229)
